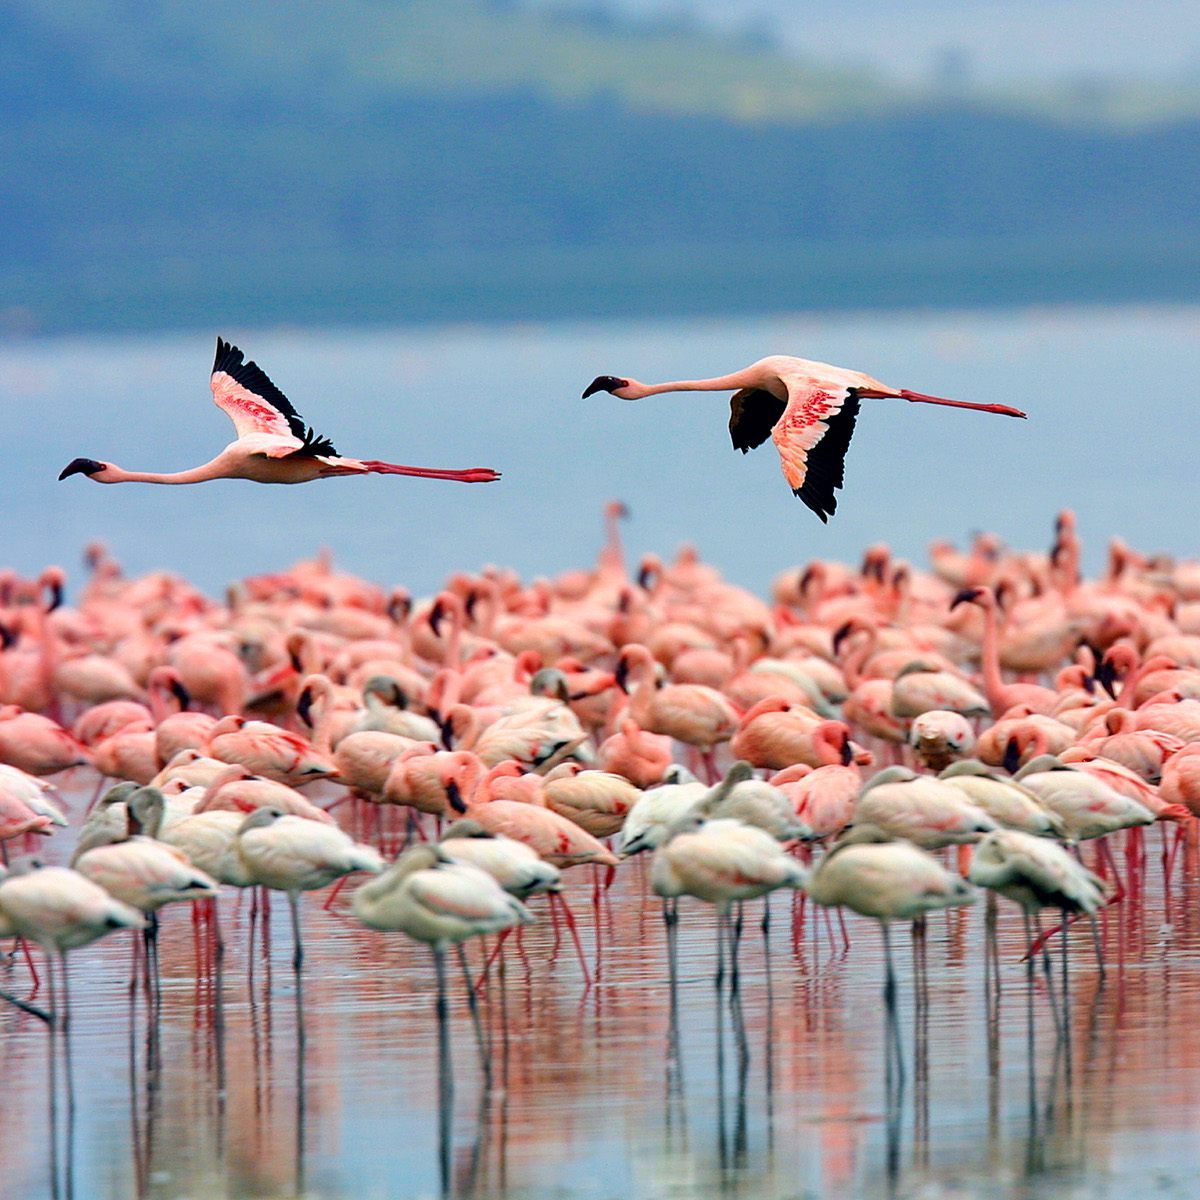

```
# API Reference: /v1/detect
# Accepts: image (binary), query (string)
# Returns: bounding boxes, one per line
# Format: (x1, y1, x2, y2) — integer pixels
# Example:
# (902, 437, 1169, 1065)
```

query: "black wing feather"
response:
(729, 388, 787, 453)
(793, 392, 861, 524)
(213, 337, 338, 457)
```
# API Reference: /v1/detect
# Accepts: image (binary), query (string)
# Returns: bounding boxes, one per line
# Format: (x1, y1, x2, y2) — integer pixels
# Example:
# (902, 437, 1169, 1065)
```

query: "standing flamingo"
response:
(60, 338, 501, 487)
(805, 827, 975, 1080)
(583, 356, 1025, 520)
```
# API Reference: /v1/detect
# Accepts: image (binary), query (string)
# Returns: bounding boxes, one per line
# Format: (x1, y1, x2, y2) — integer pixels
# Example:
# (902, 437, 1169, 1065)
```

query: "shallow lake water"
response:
(4, 782, 1200, 1200)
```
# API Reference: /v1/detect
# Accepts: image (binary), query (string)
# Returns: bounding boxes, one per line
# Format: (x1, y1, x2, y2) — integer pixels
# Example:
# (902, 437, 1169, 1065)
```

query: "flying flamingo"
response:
(583, 356, 1025, 520)
(59, 337, 501, 487)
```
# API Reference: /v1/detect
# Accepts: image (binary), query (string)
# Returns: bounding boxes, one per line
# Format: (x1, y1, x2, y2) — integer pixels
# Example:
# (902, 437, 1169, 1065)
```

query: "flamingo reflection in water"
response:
(353, 844, 532, 1189)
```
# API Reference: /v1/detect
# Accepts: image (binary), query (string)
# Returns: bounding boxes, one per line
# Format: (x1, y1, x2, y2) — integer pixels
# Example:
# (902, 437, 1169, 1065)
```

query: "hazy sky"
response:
(570, 1, 1200, 83)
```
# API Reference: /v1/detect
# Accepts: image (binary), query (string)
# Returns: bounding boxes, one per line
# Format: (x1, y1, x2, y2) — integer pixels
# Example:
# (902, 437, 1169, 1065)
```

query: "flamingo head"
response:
(950, 586, 986, 611)
(58, 457, 110, 482)
(582, 375, 633, 399)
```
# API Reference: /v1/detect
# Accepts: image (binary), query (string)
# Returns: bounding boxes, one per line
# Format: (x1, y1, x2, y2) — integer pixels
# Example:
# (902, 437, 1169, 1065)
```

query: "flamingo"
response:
(439, 819, 563, 899)
(652, 807, 807, 1001)
(969, 828, 1108, 992)
(805, 827, 975, 1079)
(618, 776, 709, 857)
(59, 337, 500, 487)
(615, 643, 738, 780)
(937, 761, 1066, 837)
(583, 356, 1025, 520)
(236, 807, 384, 971)
(950, 586, 1060, 715)
(352, 844, 532, 1096)
(0, 864, 144, 1029)
(853, 766, 998, 849)
(0, 708, 90, 776)
(909, 711, 976, 772)
(771, 763, 859, 841)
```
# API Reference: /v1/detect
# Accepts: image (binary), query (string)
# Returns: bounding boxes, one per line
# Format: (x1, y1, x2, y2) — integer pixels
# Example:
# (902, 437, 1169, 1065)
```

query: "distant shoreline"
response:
(4, 232, 1199, 338)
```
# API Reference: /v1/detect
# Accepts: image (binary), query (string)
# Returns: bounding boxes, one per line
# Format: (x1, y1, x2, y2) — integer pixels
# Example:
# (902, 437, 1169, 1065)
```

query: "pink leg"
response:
(475, 928, 512, 993)
(322, 876, 350, 912)
(361, 460, 501, 484)
(17, 938, 39, 991)
(553, 893, 593, 988)
(836, 908, 851, 955)
(1025, 837, 1126, 959)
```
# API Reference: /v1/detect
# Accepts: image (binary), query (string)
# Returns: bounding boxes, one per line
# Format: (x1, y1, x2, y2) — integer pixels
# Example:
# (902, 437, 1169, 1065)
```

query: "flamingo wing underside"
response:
(770, 386, 861, 523)
(210, 338, 339, 457)
(728, 388, 787, 453)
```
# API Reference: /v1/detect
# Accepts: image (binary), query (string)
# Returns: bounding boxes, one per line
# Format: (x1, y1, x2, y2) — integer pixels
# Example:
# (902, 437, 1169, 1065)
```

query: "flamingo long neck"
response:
(146, 668, 180, 724)
(34, 589, 58, 708)
(634, 371, 756, 398)
(1116, 657, 1148, 708)
(624, 650, 657, 726)
(445, 704, 480, 751)
(600, 509, 627, 580)
(977, 597, 1007, 713)
(306, 675, 339, 755)
(840, 626, 874, 689)
(104, 460, 228, 485)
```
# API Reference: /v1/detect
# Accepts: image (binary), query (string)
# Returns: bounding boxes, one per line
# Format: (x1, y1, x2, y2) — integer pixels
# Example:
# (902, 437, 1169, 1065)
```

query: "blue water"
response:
(3, 304, 1198, 599)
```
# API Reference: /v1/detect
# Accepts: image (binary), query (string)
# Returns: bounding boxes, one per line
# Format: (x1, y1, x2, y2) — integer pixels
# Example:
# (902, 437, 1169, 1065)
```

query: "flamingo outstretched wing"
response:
(210, 338, 338, 456)
(769, 383, 861, 523)
(729, 388, 787, 453)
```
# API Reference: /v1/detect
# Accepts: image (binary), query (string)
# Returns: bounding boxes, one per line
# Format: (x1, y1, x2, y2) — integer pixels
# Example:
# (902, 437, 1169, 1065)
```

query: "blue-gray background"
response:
(2, 0, 1197, 593)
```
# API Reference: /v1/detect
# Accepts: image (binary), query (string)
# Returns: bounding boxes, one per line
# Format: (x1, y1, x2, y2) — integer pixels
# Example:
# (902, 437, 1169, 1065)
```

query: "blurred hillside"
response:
(3, 0, 1199, 334)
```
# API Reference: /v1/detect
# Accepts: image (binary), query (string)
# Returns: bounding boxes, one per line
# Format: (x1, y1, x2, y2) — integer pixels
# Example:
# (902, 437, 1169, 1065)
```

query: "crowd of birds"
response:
(4, 505, 1200, 1103)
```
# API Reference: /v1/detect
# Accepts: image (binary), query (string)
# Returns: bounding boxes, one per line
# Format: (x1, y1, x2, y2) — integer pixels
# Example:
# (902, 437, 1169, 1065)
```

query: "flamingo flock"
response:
(5, 507, 1200, 1183)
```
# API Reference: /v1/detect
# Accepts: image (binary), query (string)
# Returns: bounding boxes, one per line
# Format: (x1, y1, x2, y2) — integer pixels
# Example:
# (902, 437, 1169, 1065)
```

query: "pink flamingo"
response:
(0, 707, 90, 776)
(771, 763, 859, 841)
(616, 644, 738, 781)
(584, 356, 1024, 520)
(59, 337, 500, 487)
(730, 700, 854, 771)
(597, 716, 674, 788)
(951, 587, 1060, 714)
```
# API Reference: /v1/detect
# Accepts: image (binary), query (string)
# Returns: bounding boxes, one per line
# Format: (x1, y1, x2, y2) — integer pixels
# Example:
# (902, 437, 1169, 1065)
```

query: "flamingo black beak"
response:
(614, 658, 630, 694)
(582, 375, 629, 399)
(47, 580, 63, 612)
(832, 621, 855, 656)
(170, 679, 191, 710)
(297, 687, 314, 728)
(1095, 658, 1119, 700)
(429, 599, 446, 637)
(950, 588, 982, 610)
(446, 779, 467, 815)
(840, 737, 854, 766)
(1003, 737, 1022, 775)
(439, 715, 456, 750)
(58, 457, 105, 481)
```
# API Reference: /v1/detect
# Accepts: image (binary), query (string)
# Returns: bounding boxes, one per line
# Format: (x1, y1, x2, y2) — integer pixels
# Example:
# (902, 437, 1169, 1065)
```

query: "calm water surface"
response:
(2, 305, 1199, 595)
(3, 784, 1200, 1200)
